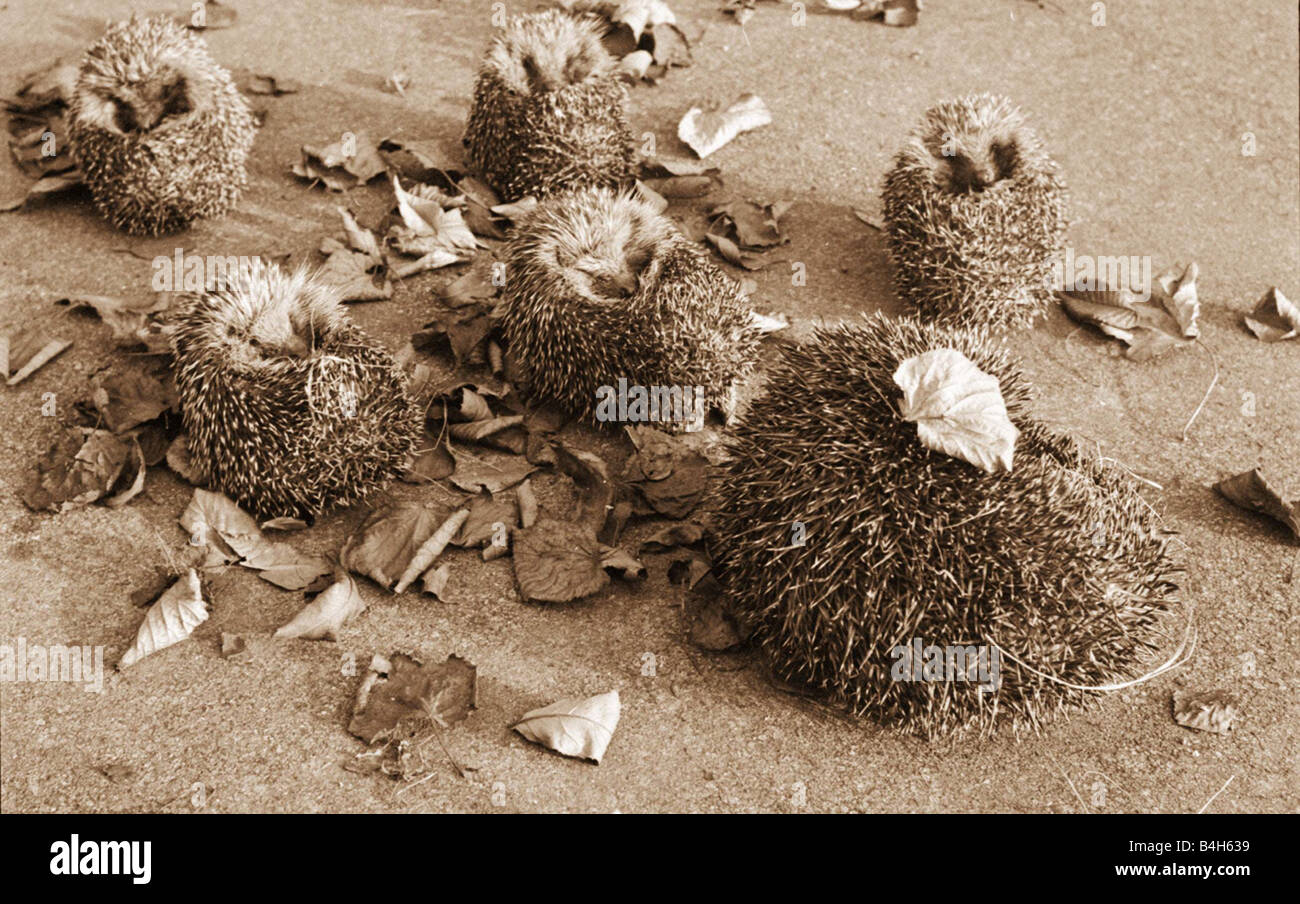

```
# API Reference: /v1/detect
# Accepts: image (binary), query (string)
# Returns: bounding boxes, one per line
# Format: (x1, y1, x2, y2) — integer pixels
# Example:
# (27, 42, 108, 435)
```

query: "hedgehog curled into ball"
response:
(709, 314, 1179, 737)
(882, 94, 1067, 330)
(463, 9, 634, 202)
(67, 15, 256, 236)
(500, 186, 762, 429)
(170, 259, 421, 521)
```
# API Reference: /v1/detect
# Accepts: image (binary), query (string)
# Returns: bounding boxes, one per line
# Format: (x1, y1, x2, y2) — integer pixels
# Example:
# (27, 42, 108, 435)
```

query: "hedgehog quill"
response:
(709, 314, 1180, 737)
(882, 94, 1067, 330)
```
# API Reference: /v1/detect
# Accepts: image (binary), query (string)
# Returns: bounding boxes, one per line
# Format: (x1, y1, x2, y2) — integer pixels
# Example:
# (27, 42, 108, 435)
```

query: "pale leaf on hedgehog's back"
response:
(893, 348, 1019, 475)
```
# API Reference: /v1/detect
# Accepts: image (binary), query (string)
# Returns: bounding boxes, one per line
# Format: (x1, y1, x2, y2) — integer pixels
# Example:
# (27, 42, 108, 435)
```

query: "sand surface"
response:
(0, 0, 1296, 813)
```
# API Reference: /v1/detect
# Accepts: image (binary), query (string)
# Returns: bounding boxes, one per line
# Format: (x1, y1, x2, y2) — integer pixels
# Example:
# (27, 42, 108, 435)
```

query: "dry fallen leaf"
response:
(88, 363, 178, 433)
(22, 428, 135, 512)
(512, 690, 621, 763)
(348, 652, 477, 744)
(57, 293, 172, 351)
(451, 489, 519, 550)
(179, 489, 330, 586)
(0, 172, 84, 211)
(341, 501, 454, 589)
(705, 232, 770, 270)
(623, 427, 709, 519)
(678, 93, 772, 159)
(180, 489, 263, 560)
(420, 563, 451, 600)
(292, 132, 387, 191)
(1215, 468, 1300, 540)
(118, 570, 208, 668)
(274, 573, 366, 641)
(1243, 287, 1299, 342)
(709, 199, 790, 248)
(1, 328, 71, 385)
(893, 348, 1019, 474)
(448, 453, 536, 495)
(512, 519, 611, 603)
(639, 520, 706, 553)
(165, 434, 207, 486)
(1173, 689, 1242, 735)
(389, 175, 478, 268)
(1155, 262, 1200, 339)
(1059, 263, 1201, 361)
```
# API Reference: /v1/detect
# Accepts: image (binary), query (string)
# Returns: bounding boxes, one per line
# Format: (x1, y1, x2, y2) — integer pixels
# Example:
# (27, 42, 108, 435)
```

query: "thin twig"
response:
(1049, 755, 1088, 813)
(1181, 339, 1219, 441)
(1197, 774, 1235, 813)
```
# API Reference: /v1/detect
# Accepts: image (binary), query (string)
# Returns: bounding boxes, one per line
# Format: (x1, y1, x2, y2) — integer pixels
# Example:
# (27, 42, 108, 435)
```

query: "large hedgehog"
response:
(463, 9, 634, 202)
(67, 15, 256, 236)
(709, 314, 1179, 737)
(500, 186, 761, 429)
(170, 259, 421, 521)
(882, 94, 1067, 330)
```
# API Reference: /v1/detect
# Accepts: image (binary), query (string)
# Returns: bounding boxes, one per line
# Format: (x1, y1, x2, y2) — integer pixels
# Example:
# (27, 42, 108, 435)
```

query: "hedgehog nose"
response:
(612, 270, 638, 296)
(283, 333, 310, 357)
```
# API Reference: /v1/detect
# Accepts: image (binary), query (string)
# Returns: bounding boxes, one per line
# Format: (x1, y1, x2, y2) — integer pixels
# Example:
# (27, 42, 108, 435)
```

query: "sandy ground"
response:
(0, 0, 1297, 813)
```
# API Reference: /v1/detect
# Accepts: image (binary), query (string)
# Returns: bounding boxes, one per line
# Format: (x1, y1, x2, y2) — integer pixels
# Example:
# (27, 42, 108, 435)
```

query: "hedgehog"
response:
(882, 94, 1068, 330)
(500, 186, 761, 429)
(169, 258, 421, 521)
(463, 9, 634, 202)
(709, 314, 1180, 737)
(66, 15, 256, 236)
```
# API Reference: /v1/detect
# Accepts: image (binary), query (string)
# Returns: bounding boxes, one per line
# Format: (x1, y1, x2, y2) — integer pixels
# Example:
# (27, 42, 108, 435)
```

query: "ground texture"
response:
(0, 0, 1297, 813)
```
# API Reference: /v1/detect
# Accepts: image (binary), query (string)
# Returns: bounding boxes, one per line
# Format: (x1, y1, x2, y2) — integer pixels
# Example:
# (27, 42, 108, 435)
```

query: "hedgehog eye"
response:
(111, 98, 139, 133)
(161, 78, 191, 119)
(991, 140, 1020, 180)
(521, 55, 548, 93)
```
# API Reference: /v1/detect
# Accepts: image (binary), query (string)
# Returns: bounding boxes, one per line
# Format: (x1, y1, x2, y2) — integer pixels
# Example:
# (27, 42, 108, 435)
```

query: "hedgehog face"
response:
(202, 265, 349, 366)
(215, 300, 310, 366)
(554, 201, 671, 302)
(489, 11, 611, 96)
(75, 51, 209, 136)
(929, 133, 1025, 194)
